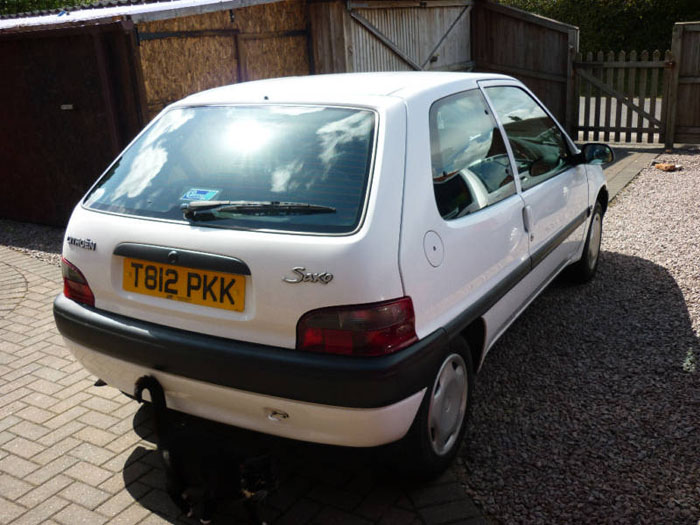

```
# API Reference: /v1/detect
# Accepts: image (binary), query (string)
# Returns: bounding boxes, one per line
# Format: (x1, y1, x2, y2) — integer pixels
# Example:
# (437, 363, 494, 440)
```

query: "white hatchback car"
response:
(54, 72, 612, 476)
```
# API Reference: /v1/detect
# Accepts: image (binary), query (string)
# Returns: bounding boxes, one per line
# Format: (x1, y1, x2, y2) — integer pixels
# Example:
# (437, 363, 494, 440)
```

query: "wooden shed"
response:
(0, 0, 578, 226)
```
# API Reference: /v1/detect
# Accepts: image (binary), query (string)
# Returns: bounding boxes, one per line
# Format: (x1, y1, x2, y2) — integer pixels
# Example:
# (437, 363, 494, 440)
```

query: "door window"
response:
(429, 89, 516, 220)
(485, 86, 573, 191)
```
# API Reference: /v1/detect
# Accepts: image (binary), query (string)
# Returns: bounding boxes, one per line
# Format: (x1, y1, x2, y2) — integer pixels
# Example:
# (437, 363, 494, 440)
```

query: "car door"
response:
(400, 86, 531, 342)
(481, 81, 590, 285)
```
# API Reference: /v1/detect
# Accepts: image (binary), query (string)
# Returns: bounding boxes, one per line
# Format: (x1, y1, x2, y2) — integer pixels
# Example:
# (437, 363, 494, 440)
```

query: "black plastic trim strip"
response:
(445, 207, 590, 337)
(113, 243, 251, 275)
(444, 258, 531, 337)
(530, 209, 589, 269)
(53, 294, 448, 409)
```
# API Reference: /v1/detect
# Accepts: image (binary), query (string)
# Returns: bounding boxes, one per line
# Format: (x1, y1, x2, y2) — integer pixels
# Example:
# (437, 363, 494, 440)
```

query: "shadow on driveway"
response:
(462, 250, 699, 523)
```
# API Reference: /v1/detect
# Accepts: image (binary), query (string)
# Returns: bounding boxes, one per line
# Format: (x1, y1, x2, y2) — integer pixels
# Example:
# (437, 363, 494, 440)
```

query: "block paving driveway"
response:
(0, 245, 484, 524)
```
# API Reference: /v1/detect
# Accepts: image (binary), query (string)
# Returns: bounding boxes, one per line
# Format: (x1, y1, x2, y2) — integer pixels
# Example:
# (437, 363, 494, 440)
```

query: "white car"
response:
(54, 72, 612, 476)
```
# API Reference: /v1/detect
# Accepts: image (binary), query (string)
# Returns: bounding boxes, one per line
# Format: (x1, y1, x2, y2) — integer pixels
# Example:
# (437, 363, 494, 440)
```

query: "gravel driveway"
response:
(461, 149, 699, 524)
(1, 149, 698, 524)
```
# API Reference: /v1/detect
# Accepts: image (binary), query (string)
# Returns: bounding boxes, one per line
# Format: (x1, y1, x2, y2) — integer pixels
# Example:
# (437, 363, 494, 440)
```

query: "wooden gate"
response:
(573, 50, 671, 144)
(574, 21, 700, 147)
(309, 0, 474, 75)
(664, 22, 700, 147)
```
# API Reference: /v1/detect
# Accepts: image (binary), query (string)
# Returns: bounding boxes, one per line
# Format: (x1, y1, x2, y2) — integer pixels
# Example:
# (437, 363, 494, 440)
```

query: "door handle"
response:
(522, 205, 534, 241)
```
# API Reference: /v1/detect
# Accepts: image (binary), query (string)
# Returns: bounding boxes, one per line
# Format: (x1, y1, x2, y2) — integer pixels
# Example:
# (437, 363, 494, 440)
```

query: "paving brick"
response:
(25, 454, 79, 485)
(1, 365, 41, 384)
(48, 392, 90, 414)
(58, 370, 91, 388)
(96, 472, 123, 494)
(0, 330, 28, 344)
(0, 454, 40, 478)
(8, 352, 44, 370)
(0, 495, 26, 523)
(103, 446, 150, 474)
(0, 386, 32, 408)
(31, 367, 67, 383)
(0, 431, 14, 447)
(1, 436, 46, 459)
(78, 410, 119, 429)
(31, 438, 80, 469)
(15, 405, 54, 424)
(276, 498, 323, 525)
(0, 341, 21, 353)
(59, 481, 111, 509)
(419, 499, 481, 525)
(0, 473, 33, 500)
(307, 485, 364, 512)
(95, 489, 141, 518)
(355, 486, 403, 521)
(27, 378, 64, 396)
(409, 482, 467, 508)
(69, 441, 116, 466)
(138, 466, 166, 489)
(37, 421, 85, 447)
(36, 355, 71, 370)
(0, 401, 27, 421)
(21, 391, 59, 409)
(17, 474, 72, 508)
(3, 324, 35, 338)
(265, 474, 313, 512)
(378, 506, 423, 525)
(105, 432, 141, 454)
(104, 502, 150, 525)
(7, 420, 50, 440)
(312, 506, 373, 525)
(81, 396, 122, 414)
(11, 495, 70, 525)
(137, 512, 176, 525)
(60, 361, 84, 374)
(109, 401, 139, 420)
(64, 461, 112, 486)
(44, 406, 89, 430)
(138, 488, 184, 518)
(53, 502, 108, 525)
(53, 379, 93, 401)
(74, 426, 117, 447)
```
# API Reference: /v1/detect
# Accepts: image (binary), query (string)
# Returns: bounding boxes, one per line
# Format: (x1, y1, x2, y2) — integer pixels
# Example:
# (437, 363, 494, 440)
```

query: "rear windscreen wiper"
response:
(182, 200, 336, 220)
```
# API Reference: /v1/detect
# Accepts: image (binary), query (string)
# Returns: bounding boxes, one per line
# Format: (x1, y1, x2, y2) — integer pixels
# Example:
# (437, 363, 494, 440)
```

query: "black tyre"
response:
(567, 200, 603, 284)
(397, 336, 474, 479)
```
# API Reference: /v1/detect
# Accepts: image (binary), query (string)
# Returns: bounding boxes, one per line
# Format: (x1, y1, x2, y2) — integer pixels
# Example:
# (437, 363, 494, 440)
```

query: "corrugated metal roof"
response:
(0, 0, 279, 32)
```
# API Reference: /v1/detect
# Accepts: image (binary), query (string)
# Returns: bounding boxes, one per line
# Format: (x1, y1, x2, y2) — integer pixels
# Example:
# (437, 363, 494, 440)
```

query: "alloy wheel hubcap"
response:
(428, 353, 467, 456)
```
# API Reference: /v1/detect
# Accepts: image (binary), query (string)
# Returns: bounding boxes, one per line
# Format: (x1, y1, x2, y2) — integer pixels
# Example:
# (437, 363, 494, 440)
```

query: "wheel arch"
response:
(597, 186, 609, 215)
(460, 317, 486, 373)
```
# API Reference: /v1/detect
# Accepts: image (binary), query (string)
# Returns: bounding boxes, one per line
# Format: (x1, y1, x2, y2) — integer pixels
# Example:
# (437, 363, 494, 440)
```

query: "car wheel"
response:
(397, 336, 474, 479)
(567, 200, 603, 284)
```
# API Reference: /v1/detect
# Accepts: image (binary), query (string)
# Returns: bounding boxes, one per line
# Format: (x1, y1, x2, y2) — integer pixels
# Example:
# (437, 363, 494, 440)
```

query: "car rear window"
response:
(83, 105, 377, 234)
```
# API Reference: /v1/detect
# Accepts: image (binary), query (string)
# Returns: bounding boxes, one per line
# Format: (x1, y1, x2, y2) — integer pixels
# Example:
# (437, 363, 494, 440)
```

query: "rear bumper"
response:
(64, 338, 426, 447)
(53, 294, 448, 409)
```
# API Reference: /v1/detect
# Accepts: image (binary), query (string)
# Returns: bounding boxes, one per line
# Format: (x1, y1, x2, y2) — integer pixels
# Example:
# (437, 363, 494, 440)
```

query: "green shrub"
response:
(499, 0, 700, 53)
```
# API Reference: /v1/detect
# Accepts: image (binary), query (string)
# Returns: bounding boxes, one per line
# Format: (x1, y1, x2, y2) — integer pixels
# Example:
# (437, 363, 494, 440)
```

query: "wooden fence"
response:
(471, 0, 578, 133)
(665, 22, 700, 146)
(574, 49, 671, 144)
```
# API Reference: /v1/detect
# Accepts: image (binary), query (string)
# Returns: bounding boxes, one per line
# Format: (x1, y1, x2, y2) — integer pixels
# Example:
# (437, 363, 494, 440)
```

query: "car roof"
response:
(176, 72, 514, 108)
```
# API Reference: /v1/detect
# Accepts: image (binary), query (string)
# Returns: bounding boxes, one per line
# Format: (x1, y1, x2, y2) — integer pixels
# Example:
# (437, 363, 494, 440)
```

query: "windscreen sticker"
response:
(181, 188, 220, 201)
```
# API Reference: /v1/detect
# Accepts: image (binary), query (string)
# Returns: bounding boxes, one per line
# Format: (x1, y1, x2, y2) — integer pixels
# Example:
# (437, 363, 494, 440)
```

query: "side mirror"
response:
(582, 143, 614, 165)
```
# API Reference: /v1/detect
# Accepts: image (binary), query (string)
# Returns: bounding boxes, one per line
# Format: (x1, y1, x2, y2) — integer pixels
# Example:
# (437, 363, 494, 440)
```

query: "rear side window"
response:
(429, 89, 515, 220)
(84, 106, 376, 234)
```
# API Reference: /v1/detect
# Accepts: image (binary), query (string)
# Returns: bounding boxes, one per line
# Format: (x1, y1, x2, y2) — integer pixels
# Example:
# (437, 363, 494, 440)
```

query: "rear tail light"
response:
(61, 257, 95, 307)
(296, 297, 417, 356)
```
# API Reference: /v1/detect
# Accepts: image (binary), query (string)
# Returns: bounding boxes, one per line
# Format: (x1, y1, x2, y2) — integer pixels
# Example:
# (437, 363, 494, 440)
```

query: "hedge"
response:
(498, 0, 700, 53)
